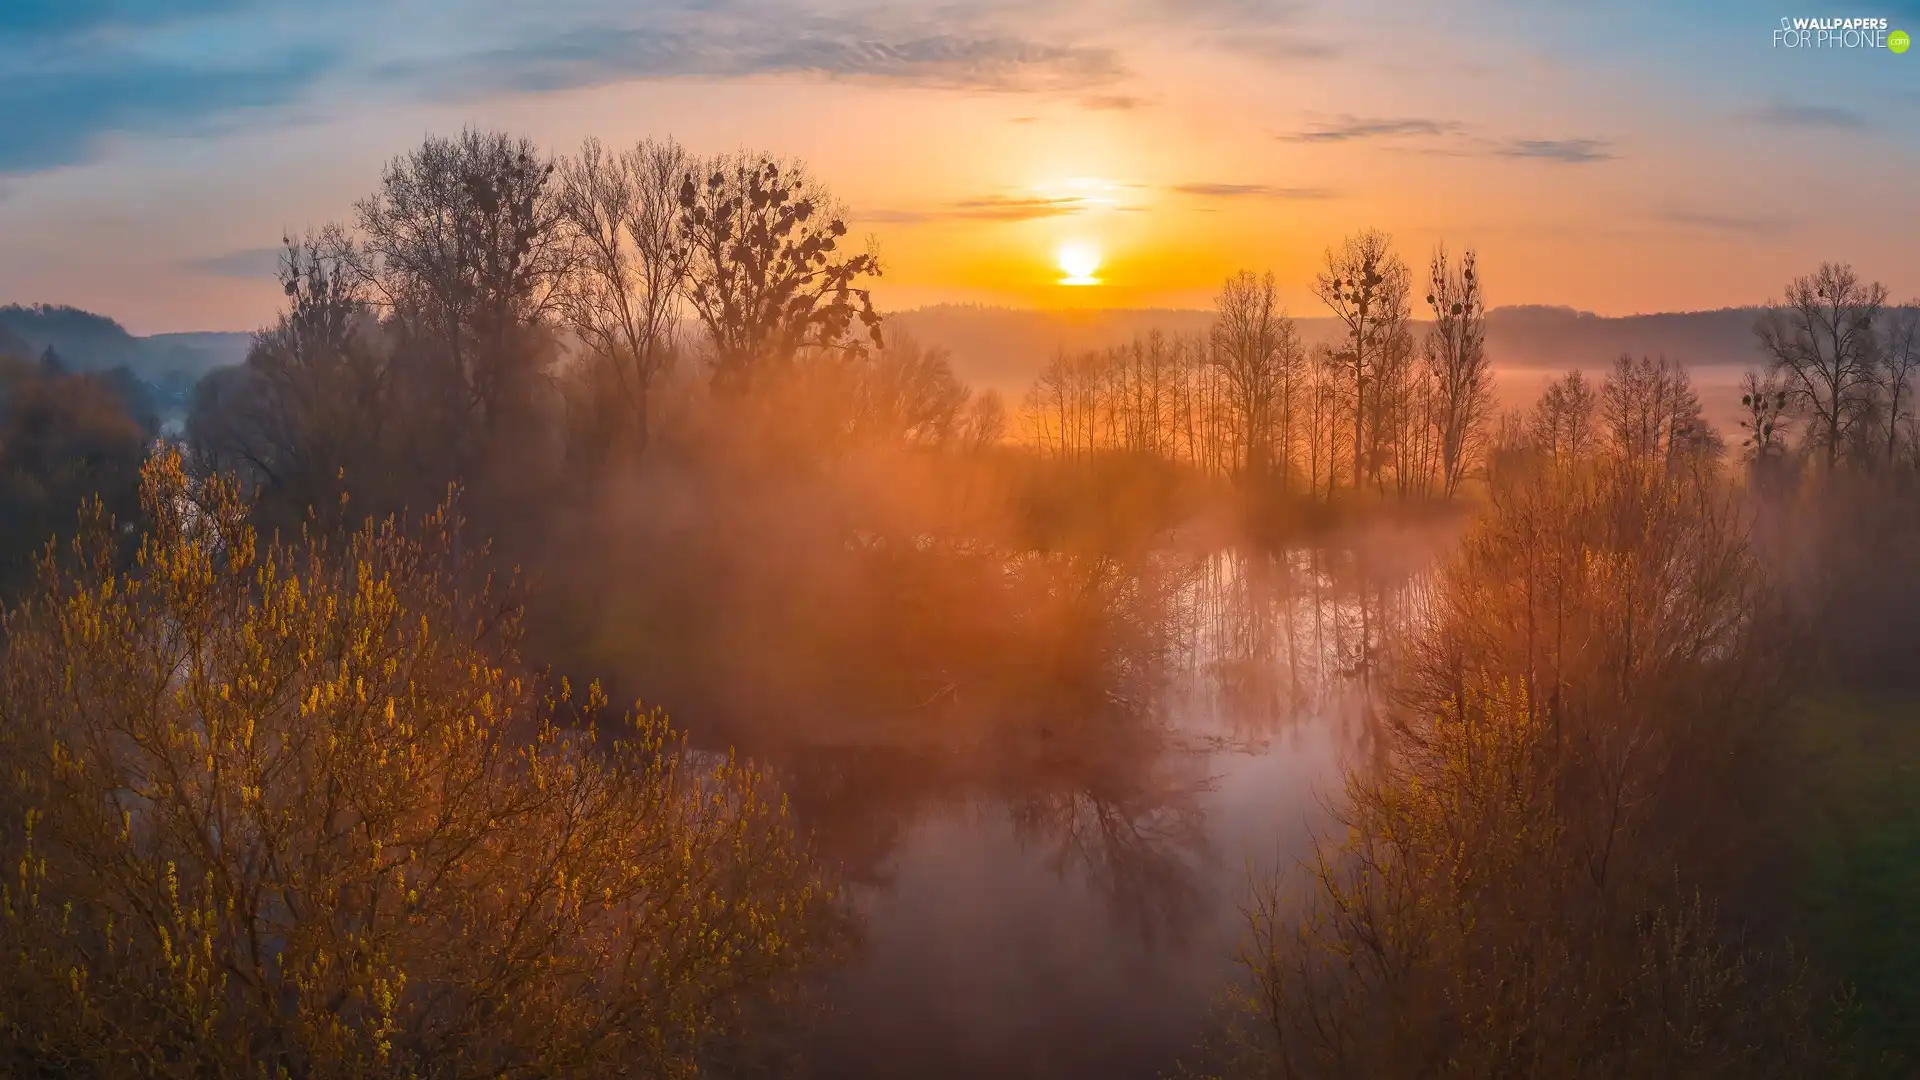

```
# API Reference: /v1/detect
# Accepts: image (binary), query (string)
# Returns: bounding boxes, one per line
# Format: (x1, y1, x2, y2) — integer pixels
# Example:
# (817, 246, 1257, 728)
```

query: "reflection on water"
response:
(773, 537, 1436, 1079)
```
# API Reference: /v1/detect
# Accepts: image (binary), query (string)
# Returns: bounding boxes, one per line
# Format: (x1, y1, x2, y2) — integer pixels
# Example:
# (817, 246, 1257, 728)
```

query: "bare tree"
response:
(189, 233, 396, 525)
(1600, 354, 1716, 472)
(1210, 271, 1302, 486)
(1316, 230, 1411, 491)
(957, 389, 1008, 451)
(553, 137, 690, 468)
(1529, 369, 1599, 466)
(1425, 246, 1491, 497)
(1875, 302, 1920, 466)
(849, 333, 970, 446)
(351, 130, 567, 462)
(678, 153, 881, 396)
(1756, 262, 1886, 473)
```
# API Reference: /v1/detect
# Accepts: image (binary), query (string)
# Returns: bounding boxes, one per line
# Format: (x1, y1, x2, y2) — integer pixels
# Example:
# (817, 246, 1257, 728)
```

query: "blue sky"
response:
(1, 0, 1915, 330)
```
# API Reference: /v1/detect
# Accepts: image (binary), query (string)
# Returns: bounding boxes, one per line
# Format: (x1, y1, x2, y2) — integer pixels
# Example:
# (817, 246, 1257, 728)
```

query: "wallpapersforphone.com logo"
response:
(1772, 16, 1910, 51)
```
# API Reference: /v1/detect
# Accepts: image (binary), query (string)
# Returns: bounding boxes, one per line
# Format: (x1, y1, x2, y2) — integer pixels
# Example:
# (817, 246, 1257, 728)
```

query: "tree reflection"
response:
(760, 537, 1429, 946)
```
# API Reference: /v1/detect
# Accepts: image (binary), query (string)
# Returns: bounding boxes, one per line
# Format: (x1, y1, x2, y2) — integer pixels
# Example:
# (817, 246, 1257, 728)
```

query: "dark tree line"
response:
(1020, 235, 1493, 505)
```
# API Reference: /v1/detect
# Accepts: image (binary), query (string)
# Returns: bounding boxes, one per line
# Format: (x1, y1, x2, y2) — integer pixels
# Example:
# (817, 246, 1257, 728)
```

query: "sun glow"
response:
(1056, 241, 1103, 286)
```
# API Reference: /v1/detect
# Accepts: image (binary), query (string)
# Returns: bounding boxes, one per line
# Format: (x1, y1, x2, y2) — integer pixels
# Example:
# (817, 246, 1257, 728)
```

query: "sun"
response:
(1056, 241, 1103, 287)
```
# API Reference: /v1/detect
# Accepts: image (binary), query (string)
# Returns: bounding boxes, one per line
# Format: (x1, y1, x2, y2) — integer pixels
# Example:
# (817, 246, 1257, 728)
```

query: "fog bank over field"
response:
(880, 304, 1770, 433)
(9, 302, 1770, 437)
(889, 304, 1769, 395)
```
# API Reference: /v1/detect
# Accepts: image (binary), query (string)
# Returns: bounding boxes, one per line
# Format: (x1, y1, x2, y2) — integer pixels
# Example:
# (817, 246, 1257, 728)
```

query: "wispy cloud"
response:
(1210, 30, 1339, 62)
(185, 246, 285, 279)
(1494, 138, 1613, 164)
(948, 194, 1092, 220)
(1169, 182, 1334, 198)
(0, 50, 338, 172)
(417, 26, 1130, 99)
(1747, 102, 1872, 131)
(1653, 209, 1781, 235)
(862, 180, 1162, 223)
(863, 193, 1090, 224)
(0, 1, 1136, 171)
(1285, 116, 1460, 142)
(1079, 93, 1151, 111)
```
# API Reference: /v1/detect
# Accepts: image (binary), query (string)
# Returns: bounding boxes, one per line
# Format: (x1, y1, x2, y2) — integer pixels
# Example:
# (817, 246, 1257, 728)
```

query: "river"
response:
(768, 539, 1438, 1078)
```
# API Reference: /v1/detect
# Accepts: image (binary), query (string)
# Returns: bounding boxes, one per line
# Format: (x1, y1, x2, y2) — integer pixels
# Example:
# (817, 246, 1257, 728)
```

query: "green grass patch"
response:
(1782, 691, 1920, 1067)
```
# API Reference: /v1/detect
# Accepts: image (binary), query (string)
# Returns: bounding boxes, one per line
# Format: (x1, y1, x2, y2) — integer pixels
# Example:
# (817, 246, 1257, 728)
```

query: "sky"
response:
(1, 0, 1917, 334)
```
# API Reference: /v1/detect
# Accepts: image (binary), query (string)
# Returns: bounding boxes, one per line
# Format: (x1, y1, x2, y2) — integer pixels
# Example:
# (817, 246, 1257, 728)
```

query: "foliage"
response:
(1199, 447, 1828, 1078)
(0, 452, 849, 1078)
(0, 357, 150, 599)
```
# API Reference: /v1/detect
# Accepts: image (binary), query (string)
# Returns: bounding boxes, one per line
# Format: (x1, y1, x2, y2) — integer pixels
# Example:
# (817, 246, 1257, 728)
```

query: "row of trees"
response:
(1756, 262, 1920, 472)
(1201, 259, 1920, 1078)
(1021, 235, 1493, 502)
(188, 130, 925, 530)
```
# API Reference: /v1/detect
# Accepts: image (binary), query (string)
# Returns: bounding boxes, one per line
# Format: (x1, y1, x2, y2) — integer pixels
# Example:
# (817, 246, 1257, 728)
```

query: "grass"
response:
(1780, 691, 1920, 1068)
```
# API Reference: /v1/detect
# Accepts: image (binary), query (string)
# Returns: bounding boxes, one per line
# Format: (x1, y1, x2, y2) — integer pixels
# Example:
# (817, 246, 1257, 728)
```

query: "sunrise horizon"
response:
(6, 2, 1916, 335)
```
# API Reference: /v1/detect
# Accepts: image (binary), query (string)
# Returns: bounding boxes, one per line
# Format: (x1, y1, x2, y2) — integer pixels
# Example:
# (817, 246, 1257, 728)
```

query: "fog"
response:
(2, 129, 1916, 1077)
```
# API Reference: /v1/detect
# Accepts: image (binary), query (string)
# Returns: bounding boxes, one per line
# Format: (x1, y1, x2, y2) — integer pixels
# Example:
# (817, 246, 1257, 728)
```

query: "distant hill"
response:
(0, 305, 250, 380)
(1, 300, 1776, 435)
(885, 304, 1772, 401)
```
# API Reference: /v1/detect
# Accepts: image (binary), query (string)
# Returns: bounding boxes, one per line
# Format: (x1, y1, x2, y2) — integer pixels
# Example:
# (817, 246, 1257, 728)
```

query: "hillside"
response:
(0, 305, 250, 379)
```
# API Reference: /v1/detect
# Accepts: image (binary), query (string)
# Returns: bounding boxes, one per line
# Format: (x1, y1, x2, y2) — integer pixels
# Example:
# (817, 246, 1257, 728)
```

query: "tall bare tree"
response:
(678, 153, 881, 396)
(1425, 246, 1491, 497)
(553, 137, 690, 468)
(1756, 262, 1886, 473)
(1530, 369, 1599, 466)
(1600, 354, 1716, 472)
(1210, 271, 1302, 486)
(1875, 302, 1920, 467)
(351, 130, 567, 463)
(1316, 230, 1411, 491)
(188, 233, 397, 526)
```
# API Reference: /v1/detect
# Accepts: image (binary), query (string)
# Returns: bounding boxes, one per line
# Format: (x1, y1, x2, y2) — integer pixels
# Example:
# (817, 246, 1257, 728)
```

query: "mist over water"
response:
(646, 537, 1441, 1078)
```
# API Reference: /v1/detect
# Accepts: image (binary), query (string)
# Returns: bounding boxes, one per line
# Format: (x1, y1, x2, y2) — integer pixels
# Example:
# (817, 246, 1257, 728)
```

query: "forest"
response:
(1, 128, 1917, 1078)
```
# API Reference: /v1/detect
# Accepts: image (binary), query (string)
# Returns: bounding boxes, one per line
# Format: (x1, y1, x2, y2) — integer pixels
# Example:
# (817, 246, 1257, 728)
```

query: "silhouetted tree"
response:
(0, 358, 148, 597)
(1600, 353, 1718, 472)
(1757, 263, 1885, 473)
(351, 130, 566, 467)
(1875, 302, 1920, 467)
(1425, 246, 1491, 497)
(1210, 271, 1302, 486)
(677, 153, 881, 396)
(1530, 369, 1599, 466)
(1315, 230, 1411, 491)
(553, 137, 690, 469)
(187, 235, 397, 530)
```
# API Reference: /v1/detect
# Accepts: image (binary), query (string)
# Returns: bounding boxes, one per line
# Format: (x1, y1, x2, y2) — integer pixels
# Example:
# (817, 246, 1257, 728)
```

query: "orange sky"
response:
(1, 0, 1916, 332)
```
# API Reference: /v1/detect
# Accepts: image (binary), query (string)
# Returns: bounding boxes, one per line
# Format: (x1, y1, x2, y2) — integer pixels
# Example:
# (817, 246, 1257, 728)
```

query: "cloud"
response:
(0, 0, 248, 38)
(1284, 116, 1461, 142)
(1494, 138, 1613, 163)
(1168, 182, 1334, 198)
(863, 188, 1130, 224)
(948, 194, 1090, 220)
(1653, 209, 1781, 235)
(405, 23, 1129, 99)
(1078, 93, 1151, 111)
(186, 246, 285, 279)
(1210, 30, 1339, 62)
(0, 50, 336, 172)
(0, 2, 1133, 172)
(1748, 102, 1873, 131)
